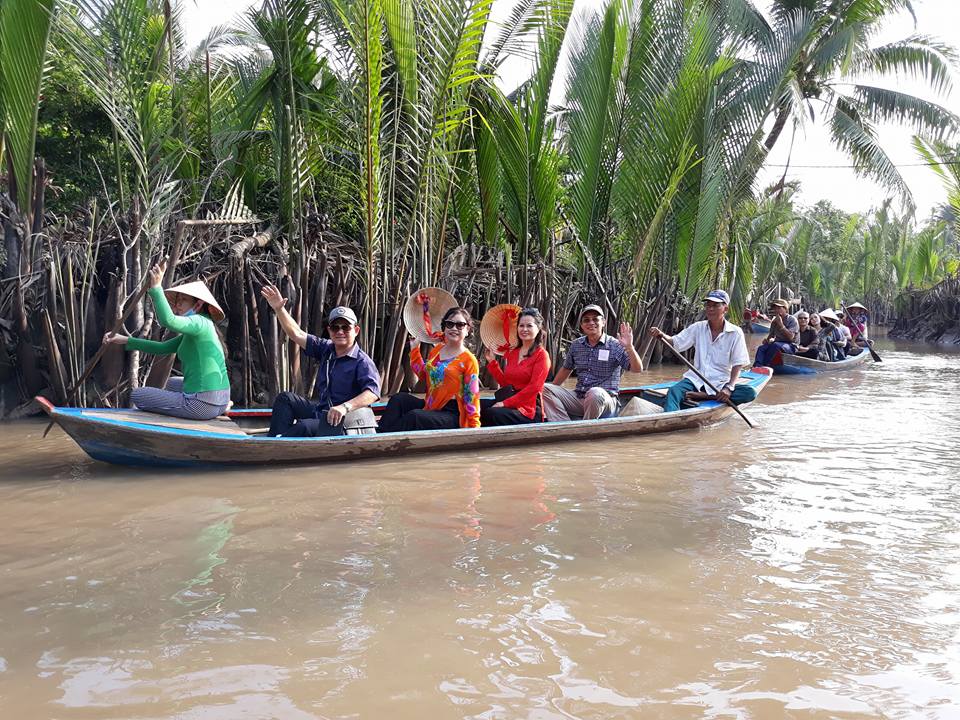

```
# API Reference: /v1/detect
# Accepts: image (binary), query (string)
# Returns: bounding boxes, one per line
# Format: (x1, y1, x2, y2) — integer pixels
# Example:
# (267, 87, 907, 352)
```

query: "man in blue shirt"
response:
(543, 304, 644, 421)
(261, 284, 381, 437)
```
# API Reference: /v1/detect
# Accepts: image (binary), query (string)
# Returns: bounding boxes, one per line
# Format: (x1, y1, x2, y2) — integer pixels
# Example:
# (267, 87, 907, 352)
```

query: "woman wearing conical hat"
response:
(842, 301, 869, 348)
(102, 259, 231, 420)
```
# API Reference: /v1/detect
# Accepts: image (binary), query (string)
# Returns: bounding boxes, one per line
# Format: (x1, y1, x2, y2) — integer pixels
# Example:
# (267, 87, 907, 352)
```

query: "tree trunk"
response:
(764, 103, 790, 152)
(13, 281, 43, 396)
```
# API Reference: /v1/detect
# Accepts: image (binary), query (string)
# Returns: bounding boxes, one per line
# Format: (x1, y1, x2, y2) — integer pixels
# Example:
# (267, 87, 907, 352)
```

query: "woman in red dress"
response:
(481, 308, 550, 425)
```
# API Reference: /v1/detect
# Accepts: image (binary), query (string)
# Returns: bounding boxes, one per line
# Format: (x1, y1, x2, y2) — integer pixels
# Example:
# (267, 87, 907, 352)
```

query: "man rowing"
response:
(261, 284, 380, 436)
(843, 302, 870, 348)
(542, 304, 643, 421)
(648, 290, 757, 412)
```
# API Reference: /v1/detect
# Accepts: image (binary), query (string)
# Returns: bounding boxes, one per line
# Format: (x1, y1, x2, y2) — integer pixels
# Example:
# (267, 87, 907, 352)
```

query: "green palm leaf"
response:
(0, 0, 56, 215)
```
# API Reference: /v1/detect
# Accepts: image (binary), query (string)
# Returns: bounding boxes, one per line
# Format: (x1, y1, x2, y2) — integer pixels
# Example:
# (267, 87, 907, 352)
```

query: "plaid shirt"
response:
(563, 334, 630, 398)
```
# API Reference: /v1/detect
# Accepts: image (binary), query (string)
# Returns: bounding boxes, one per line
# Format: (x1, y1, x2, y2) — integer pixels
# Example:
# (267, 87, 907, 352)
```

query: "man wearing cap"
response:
(261, 284, 380, 437)
(753, 298, 799, 367)
(542, 304, 644, 422)
(649, 290, 757, 412)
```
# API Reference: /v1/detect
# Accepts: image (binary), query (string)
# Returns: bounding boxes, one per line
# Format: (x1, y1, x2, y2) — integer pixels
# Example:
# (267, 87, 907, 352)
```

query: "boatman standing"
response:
(261, 284, 381, 437)
(542, 304, 644, 421)
(648, 290, 757, 412)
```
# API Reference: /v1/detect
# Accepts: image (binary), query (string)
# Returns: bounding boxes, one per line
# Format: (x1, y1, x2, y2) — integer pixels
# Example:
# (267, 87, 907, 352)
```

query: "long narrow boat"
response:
(38, 369, 772, 468)
(781, 349, 871, 371)
(741, 321, 771, 334)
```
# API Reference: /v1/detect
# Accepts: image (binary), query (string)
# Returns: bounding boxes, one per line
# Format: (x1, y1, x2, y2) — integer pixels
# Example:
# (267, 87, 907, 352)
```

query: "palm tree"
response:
(913, 135, 960, 242)
(559, 0, 817, 339)
(762, 0, 959, 202)
(0, 0, 56, 397)
(1, 0, 56, 253)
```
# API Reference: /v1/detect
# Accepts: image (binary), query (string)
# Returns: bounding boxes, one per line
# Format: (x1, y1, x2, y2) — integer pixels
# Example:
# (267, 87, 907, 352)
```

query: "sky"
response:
(178, 0, 960, 220)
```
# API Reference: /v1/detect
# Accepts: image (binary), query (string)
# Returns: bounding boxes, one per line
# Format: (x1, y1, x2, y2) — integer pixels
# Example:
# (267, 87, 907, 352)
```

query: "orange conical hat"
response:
(164, 281, 225, 322)
(403, 287, 458, 344)
(480, 304, 521, 355)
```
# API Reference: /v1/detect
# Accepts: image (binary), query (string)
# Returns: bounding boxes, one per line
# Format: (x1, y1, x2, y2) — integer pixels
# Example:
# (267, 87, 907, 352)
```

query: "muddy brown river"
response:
(0, 336, 957, 718)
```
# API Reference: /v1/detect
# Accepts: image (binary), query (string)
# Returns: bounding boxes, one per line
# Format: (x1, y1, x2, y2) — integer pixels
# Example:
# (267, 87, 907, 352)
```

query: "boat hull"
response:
(781, 350, 870, 371)
(40, 372, 771, 468)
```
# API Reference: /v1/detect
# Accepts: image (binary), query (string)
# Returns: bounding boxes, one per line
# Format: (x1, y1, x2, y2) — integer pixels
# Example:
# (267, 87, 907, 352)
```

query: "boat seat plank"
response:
(79, 409, 250, 436)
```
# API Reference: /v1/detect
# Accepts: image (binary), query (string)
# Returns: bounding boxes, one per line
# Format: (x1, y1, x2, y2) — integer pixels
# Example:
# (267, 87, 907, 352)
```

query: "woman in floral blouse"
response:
(378, 307, 481, 432)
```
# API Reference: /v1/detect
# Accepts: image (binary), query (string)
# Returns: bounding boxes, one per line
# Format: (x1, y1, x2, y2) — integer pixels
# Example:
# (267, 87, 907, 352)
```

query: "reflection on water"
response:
(1, 338, 959, 718)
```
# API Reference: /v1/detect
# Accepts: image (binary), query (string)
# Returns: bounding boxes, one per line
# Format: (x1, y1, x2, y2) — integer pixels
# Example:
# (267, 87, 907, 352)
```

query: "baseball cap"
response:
(702, 289, 729, 305)
(327, 306, 358, 325)
(578, 304, 604, 322)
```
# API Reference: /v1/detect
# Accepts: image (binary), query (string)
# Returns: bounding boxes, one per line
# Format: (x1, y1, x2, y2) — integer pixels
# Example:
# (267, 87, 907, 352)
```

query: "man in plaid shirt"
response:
(543, 304, 644, 421)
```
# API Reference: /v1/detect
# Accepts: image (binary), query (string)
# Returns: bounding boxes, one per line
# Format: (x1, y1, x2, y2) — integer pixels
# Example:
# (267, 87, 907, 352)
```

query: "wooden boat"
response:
(781, 348, 871, 371)
(37, 369, 772, 468)
(750, 320, 771, 334)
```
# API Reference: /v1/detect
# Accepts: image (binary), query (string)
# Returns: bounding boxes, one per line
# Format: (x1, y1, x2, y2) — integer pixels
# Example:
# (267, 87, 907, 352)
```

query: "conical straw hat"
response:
(845, 302, 868, 311)
(164, 281, 225, 322)
(403, 287, 458, 344)
(819, 308, 840, 323)
(480, 304, 521, 355)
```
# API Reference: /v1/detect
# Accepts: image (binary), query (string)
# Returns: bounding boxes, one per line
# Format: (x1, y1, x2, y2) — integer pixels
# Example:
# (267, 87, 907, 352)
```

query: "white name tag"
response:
(597, 349, 610, 362)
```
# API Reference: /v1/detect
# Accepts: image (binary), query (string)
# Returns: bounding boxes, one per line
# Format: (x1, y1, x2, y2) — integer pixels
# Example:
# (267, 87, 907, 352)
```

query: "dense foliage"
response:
(0, 0, 957, 411)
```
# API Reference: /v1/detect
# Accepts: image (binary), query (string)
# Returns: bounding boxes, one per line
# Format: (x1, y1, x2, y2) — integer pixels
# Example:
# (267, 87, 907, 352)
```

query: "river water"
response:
(0, 336, 957, 719)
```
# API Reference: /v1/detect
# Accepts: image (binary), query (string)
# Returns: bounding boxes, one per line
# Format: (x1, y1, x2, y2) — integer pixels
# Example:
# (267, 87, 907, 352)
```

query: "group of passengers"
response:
(104, 260, 766, 435)
(749, 298, 871, 367)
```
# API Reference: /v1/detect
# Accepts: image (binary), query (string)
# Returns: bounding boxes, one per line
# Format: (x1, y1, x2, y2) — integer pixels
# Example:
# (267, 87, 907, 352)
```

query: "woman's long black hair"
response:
(517, 307, 545, 357)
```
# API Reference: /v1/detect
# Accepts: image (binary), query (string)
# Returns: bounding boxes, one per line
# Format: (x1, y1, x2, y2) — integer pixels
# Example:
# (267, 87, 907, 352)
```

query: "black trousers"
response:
(480, 397, 541, 426)
(377, 393, 459, 433)
(268, 391, 343, 438)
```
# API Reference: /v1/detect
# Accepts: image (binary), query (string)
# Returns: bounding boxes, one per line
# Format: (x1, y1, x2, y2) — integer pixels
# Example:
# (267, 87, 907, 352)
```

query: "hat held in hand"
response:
(480, 304, 522, 355)
(403, 287, 458, 344)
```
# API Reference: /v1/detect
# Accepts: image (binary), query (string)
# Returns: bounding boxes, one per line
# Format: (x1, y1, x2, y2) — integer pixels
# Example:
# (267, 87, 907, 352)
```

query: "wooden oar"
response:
(840, 304, 882, 362)
(656, 335, 756, 429)
(43, 256, 167, 437)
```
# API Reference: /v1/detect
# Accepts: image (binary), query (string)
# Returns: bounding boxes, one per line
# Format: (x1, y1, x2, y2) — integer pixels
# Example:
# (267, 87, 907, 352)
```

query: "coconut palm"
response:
(0, 0, 56, 237)
(913, 135, 960, 241)
(560, 0, 816, 336)
(763, 0, 959, 202)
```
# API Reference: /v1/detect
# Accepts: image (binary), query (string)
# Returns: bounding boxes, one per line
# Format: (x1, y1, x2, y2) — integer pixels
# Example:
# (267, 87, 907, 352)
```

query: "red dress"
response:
(486, 346, 550, 420)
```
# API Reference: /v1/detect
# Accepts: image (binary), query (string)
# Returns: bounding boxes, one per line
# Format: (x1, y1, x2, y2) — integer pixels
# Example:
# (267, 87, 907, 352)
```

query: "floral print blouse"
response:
(411, 345, 481, 428)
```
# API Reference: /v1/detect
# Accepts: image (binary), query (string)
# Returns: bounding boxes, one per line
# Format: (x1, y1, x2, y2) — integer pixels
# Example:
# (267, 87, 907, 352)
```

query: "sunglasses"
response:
(442, 320, 469, 330)
(581, 316, 602, 324)
(329, 322, 353, 333)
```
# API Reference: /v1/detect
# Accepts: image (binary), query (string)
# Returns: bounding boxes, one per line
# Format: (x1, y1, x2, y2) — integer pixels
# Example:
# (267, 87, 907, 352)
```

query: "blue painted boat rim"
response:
(46, 371, 770, 444)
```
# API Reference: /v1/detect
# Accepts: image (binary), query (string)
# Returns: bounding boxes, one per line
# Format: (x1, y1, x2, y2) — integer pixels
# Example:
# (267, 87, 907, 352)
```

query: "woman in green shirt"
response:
(103, 260, 231, 420)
